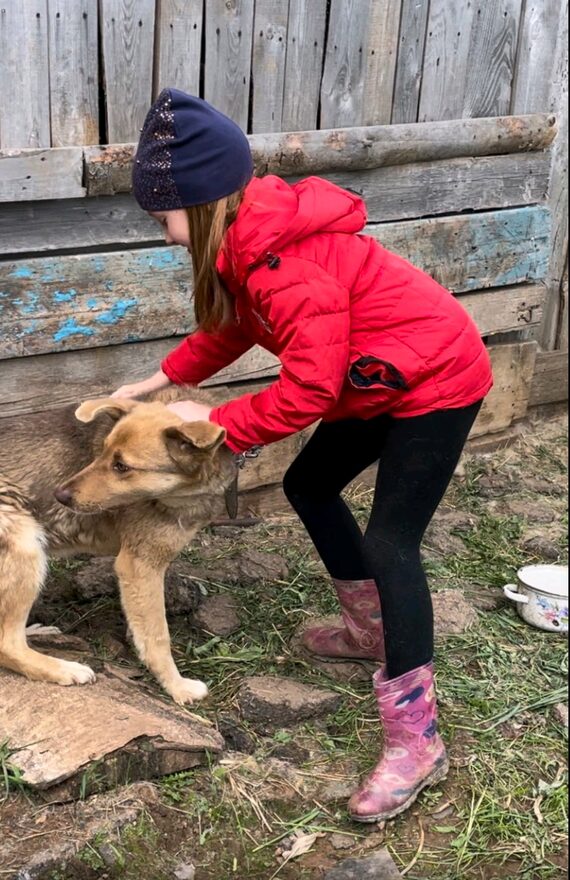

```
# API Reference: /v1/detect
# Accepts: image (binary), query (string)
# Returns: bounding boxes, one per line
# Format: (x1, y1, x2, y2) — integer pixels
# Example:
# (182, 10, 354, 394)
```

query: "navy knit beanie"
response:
(132, 89, 254, 211)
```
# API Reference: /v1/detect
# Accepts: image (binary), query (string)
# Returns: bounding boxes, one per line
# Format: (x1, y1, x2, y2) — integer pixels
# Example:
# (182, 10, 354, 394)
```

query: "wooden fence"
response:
(0, 0, 567, 516)
(0, 0, 566, 148)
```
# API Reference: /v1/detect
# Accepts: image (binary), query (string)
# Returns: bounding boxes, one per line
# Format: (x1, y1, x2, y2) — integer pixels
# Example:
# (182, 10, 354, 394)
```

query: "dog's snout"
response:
(54, 486, 73, 507)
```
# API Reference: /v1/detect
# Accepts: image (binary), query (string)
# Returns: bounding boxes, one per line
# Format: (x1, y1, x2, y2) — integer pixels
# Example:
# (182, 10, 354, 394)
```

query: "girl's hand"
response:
(112, 369, 171, 399)
(166, 400, 213, 422)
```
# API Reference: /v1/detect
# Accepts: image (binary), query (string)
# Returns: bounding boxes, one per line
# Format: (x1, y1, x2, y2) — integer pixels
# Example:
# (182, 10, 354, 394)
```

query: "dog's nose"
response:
(54, 486, 73, 507)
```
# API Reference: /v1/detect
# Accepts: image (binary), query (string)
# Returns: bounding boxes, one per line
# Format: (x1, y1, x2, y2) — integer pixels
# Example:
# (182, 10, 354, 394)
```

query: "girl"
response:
(114, 88, 493, 823)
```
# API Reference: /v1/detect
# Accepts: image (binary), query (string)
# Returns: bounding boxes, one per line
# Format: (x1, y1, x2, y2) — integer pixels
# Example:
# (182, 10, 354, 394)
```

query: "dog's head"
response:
(53, 398, 232, 513)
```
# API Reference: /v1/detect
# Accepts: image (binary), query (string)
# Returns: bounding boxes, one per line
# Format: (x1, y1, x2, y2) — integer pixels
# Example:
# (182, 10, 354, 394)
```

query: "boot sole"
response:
(349, 756, 450, 824)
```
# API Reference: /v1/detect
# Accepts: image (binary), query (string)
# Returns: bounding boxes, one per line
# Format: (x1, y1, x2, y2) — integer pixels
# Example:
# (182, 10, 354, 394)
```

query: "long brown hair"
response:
(186, 190, 243, 332)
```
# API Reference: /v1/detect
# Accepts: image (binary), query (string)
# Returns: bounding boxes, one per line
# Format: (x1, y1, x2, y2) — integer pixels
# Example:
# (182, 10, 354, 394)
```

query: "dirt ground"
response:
(1, 412, 568, 880)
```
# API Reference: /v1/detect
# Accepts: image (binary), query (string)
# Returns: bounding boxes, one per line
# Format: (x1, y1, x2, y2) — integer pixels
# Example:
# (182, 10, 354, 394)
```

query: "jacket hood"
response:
(220, 175, 367, 284)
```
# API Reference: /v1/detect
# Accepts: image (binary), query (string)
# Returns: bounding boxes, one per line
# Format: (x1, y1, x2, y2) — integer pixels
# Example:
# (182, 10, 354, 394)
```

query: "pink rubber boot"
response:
(302, 578, 385, 662)
(349, 662, 449, 822)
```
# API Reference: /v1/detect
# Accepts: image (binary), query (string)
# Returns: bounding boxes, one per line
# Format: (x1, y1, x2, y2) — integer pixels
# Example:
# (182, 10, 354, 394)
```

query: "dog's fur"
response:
(0, 387, 235, 704)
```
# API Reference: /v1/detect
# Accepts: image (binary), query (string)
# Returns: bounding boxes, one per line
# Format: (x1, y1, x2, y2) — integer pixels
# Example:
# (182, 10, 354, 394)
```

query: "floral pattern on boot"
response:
(302, 578, 385, 662)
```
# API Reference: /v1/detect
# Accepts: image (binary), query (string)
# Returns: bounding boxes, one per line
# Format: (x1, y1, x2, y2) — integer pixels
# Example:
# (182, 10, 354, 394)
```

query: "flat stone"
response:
(324, 849, 403, 879)
(433, 590, 478, 637)
(217, 713, 257, 754)
(330, 833, 358, 851)
(463, 584, 504, 612)
(554, 703, 568, 729)
(521, 476, 566, 497)
(0, 664, 223, 797)
(522, 534, 561, 561)
(173, 864, 196, 880)
(423, 510, 477, 557)
(500, 499, 556, 523)
(237, 675, 342, 733)
(193, 594, 240, 636)
(0, 782, 157, 880)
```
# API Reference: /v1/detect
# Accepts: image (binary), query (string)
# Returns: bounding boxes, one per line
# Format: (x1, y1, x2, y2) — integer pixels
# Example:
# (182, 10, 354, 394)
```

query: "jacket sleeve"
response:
(161, 320, 253, 386)
(210, 260, 350, 452)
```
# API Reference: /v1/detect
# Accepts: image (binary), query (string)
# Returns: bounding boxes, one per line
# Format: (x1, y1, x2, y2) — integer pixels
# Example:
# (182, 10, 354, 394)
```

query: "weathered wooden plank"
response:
(320, 0, 401, 128)
(204, 0, 255, 130)
(462, 0, 523, 118)
(470, 342, 537, 437)
(372, 206, 551, 293)
(361, 0, 402, 126)
(511, 0, 560, 114)
(0, 248, 194, 358)
(78, 114, 557, 197)
(0, 342, 277, 420)
(2, 149, 550, 256)
(47, 0, 99, 146)
(418, 0, 476, 121)
(540, 1, 568, 351)
(0, 148, 85, 202)
(1, 209, 549, 358)
(459, 284, 546, 337)
(529, 350, 569, 406)
(154, 0, 203, 96)
(0, 1, 50, 149)
(251, 0, 288, 133)
(557, 263, 568, 352)
(99, 0, 156, 143)
(0, 195, 160, 256)
(320, 152, 550, 223)
(281, 0, 327, 132)
(391, 0, 430, 124)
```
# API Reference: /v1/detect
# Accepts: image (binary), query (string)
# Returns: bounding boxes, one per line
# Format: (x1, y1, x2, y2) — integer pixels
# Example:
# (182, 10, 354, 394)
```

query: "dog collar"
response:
(223, 446, 262, 519)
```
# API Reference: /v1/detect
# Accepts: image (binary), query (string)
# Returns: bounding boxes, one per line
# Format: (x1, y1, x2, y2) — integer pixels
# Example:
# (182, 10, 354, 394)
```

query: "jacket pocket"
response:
(348, 355, 409, 391)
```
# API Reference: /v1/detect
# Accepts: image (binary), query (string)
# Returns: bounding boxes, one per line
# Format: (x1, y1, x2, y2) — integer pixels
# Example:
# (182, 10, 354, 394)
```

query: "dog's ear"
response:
(75, 398, 138, 424)
(164, 421, 226, 468)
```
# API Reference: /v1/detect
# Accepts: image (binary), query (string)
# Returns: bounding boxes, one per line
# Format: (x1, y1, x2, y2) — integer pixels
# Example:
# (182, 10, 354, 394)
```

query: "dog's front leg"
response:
(115, 547, 208, 705)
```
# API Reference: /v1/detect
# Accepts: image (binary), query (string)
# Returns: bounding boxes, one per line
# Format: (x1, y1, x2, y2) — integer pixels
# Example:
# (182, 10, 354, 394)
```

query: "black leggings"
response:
(283, 402, 482, 679)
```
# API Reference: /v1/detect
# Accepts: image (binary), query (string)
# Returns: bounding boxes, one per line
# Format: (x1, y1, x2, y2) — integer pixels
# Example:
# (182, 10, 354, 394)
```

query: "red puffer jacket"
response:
(161, 176, 493, 453)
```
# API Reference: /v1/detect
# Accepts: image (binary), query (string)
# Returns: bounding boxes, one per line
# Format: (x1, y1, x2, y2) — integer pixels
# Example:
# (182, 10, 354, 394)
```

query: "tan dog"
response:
(0, 388, 235, 705)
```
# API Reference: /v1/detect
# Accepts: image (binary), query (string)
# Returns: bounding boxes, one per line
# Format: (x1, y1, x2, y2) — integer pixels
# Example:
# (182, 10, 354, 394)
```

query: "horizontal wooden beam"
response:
(0, 151, 550, 257)
(0, 114, 556, 202)
(0, 207, 550, 359)
(529, 349, 569, 406)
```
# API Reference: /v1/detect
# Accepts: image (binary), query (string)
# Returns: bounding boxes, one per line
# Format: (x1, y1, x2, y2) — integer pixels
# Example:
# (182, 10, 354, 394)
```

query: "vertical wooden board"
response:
(511, 1, 560, 113)
(471, 342, 537, 437)
(0, 1, 50, 148)
(47, 0, 99, 146)
(281, 0, 327, 132)
(361, 0, 402, 125)
(418, 0, 475, 122)
(204, 0, 255, 130)
(391, 0, 429, 124)
(251, 0, 288, 133)
(99, 0, 156, 143)
(541, 0, 568, 350)
(462, 0, 523, 118)
(320, 0, 368, 128)
(154, 0, 203, 96)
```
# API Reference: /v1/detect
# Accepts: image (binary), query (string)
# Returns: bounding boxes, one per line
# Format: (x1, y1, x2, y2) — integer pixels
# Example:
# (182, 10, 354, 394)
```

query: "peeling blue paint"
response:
(53, 318, 95, 342)
(86, 298, 99, 309)
(91, 256, 105, 273)
(18, 320, 39, 337)
(95, 298, 138, 325)
(10, 265, 34, 279)
(12, 292, 41, 315)
(104, 280, 114, 291)
(53, 288, 78, 303)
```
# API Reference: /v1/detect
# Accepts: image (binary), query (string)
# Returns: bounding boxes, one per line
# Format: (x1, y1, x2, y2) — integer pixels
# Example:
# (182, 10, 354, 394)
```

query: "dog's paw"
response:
(168, 677, 209, 705)
(55, 659, 96, 686)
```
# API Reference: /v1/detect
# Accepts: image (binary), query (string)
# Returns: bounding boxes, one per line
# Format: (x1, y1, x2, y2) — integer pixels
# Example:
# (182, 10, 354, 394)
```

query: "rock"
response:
(25, 627, 91, 654)
(173, 864, 196, 880)
(236, 548, 288, 582)
(463, 584, 504, 612)
(433, 590, 478, 637)
(330, 833, 358, 851)
(423, 511, 477, 557)
(0, 665, 223, 796)
(477, 474, 513, 498)
(189, 547, 289, 586)
(164, 561, 202, 615)
(237, 675, 342, 733)
(0, 782, 156, 879)
(193, 594, 240, 636)
(499, 499, 556, 523)
(554, 703, 568, 729)
(99, 842, 120, 867)
(270, 740, 311, 765)
(74, 557, 116, 599)
(521, 476, 565, 497)
(324, 849, 403, 879)
(217, 713, 257, 754)
(522, 534, 561, 561)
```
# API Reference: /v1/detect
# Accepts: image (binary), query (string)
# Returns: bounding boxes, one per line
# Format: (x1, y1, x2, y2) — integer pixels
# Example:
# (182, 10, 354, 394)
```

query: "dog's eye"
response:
(113, 460, 131, 474)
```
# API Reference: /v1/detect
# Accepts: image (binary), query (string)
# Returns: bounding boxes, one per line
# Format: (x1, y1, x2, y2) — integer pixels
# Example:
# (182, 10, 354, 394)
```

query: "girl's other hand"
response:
(111, 369, 171, 399)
